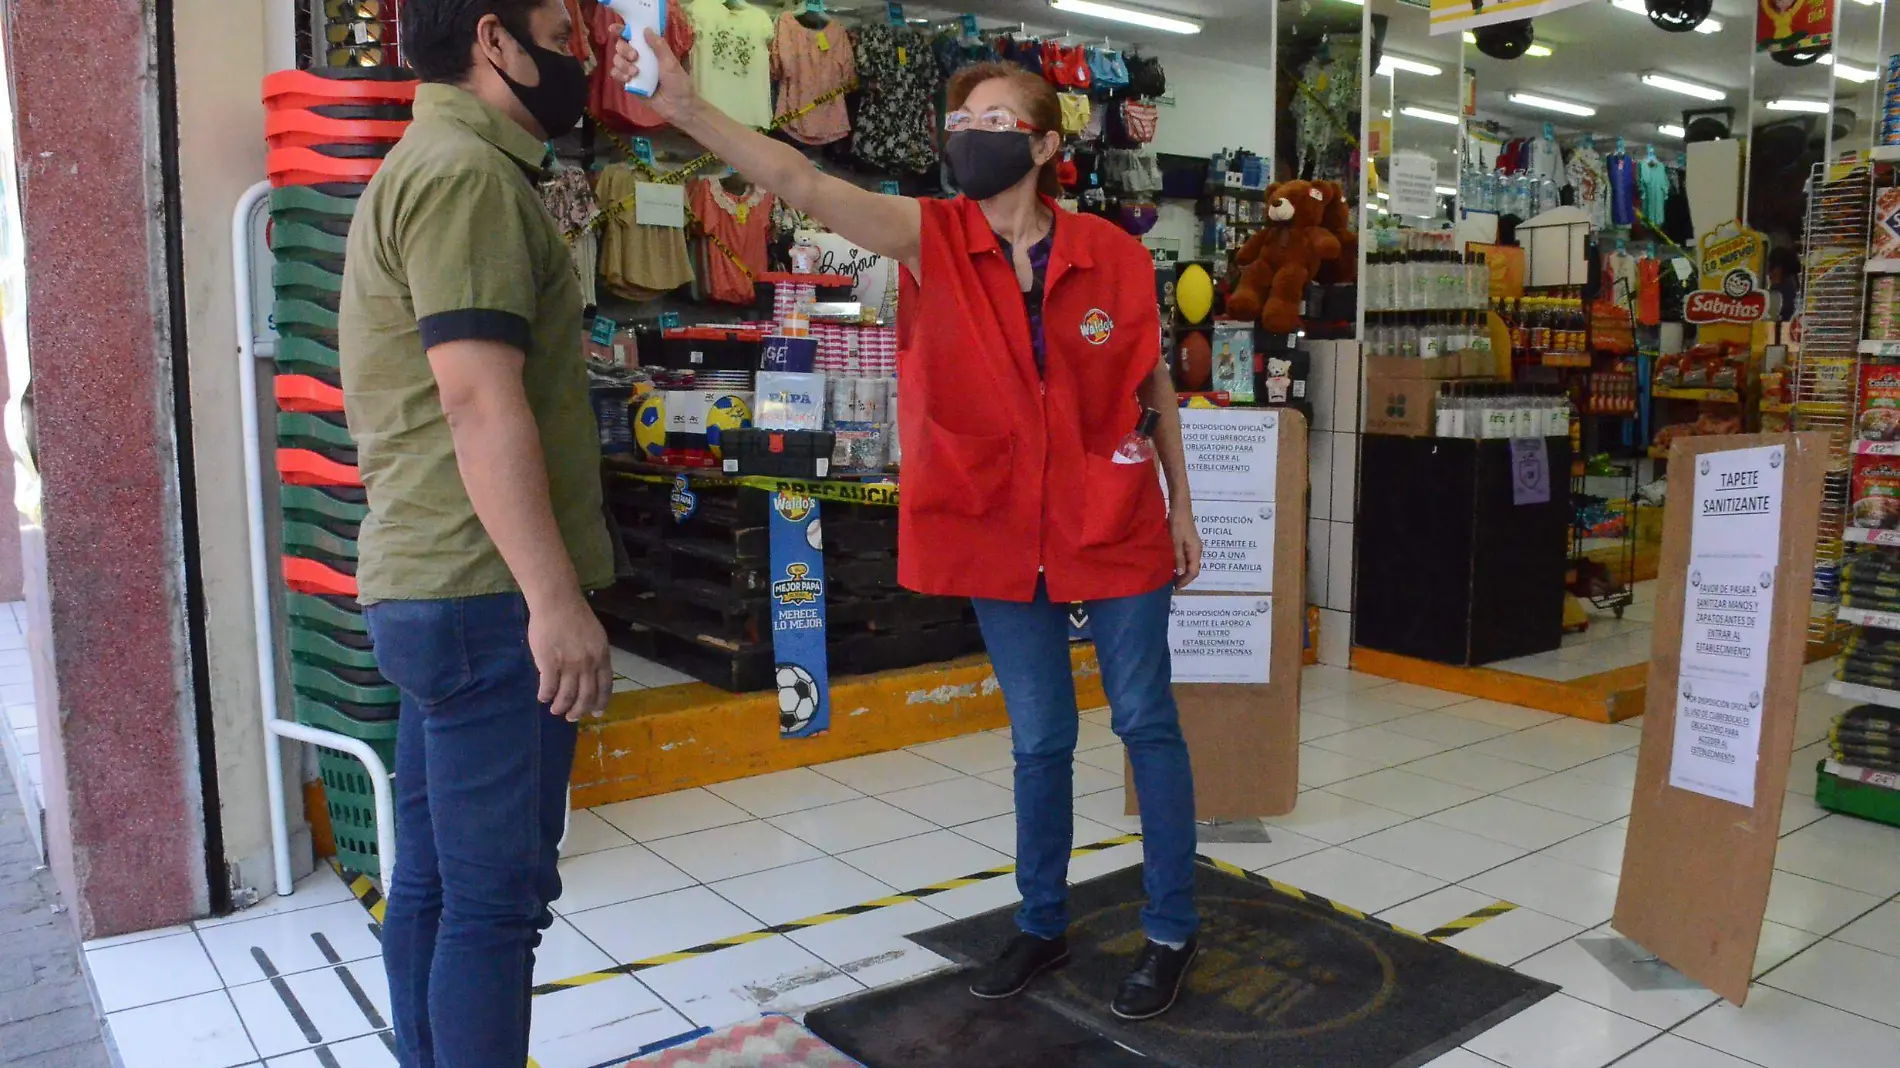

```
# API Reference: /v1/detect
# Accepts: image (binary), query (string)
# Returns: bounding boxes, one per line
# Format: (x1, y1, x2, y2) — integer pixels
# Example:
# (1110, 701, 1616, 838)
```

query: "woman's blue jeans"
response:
(971, 578, 1199, 945)
(365, 593, 577, 1068)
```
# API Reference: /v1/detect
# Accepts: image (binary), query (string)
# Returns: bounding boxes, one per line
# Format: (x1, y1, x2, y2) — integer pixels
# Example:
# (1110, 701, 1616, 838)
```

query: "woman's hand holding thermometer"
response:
(602, 0, 665, 96)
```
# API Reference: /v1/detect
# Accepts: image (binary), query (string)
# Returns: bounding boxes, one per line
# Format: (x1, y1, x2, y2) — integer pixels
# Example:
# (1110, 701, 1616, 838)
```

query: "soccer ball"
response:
(633, 394, 667, 459)
(777, 663, 819, 733)
(705, 393, 753, 459)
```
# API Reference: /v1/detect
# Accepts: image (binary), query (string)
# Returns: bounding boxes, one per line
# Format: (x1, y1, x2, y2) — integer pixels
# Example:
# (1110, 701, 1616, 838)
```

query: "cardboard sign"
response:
(770, 491, 830, 739)
(1188, 501, 1276, 593)
(1615, 433, 1824, 1007)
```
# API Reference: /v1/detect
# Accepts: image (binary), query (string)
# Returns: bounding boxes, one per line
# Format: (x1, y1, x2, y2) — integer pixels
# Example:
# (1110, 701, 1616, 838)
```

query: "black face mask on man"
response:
(491, 25, 589, 138)
(946, 130, 1040, 201)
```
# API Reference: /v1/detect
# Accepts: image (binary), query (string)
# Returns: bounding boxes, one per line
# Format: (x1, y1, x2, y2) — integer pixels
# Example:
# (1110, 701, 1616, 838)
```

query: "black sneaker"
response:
(1111, 938, 1199, 1020)
(969, 932, 1069, 999)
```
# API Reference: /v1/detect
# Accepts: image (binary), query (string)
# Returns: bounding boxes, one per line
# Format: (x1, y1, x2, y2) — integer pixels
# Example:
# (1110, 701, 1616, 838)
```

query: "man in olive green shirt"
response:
(338, 1, 631, 1064)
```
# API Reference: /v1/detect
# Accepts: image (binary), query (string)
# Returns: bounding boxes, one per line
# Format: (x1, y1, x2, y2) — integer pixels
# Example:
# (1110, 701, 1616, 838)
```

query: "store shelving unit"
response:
(1793, 160, 1874, 644)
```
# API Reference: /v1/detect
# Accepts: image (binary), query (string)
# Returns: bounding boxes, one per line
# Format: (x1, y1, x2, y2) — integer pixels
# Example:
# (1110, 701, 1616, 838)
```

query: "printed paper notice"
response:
(1178, 408, 1278, 502)
(636, 182, 686, 228)
(1669, 444, 1784, 807)
(1169, 596, 1271, 684)
(1389, 152, 1440, 219)
(1187, 501, 1276, 593)
(1669, 677, 1764, 808)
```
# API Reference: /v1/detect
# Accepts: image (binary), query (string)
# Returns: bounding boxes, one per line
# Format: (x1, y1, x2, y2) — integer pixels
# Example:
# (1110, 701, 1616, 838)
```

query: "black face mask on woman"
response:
(492, 27, 589, 138)
(946, 130, 1040, 201)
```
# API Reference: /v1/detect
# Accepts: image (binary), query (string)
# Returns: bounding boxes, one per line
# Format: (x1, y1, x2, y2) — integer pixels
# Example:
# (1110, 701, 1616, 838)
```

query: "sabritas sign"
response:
(1686, 268, 1769, 323)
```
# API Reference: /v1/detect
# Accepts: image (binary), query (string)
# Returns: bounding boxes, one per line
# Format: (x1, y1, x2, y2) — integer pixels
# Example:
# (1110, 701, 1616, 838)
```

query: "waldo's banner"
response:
(1428, 0, 1593, 36)
(769, 490, 830, 739)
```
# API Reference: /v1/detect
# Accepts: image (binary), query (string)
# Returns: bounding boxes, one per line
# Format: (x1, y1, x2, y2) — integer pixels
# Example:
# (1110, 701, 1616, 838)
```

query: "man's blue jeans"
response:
(365, 593, 577, 1068)
(971, 579, 1199, 945)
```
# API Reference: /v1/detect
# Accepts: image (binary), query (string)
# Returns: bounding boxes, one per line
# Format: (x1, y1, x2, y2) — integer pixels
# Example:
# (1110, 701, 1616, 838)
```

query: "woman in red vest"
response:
(619, 38, 1204, 1019)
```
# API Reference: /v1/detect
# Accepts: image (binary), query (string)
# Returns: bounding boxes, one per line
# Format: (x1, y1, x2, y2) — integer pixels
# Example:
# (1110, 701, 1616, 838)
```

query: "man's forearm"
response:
(1139, 365, 1193, 508)
(448, 403, 583, 611)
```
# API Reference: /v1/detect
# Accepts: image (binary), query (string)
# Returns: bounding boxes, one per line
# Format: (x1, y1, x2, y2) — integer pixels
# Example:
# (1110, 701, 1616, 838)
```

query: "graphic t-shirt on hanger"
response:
(685, 0, 775, 128)
(1638, 156, 1670, 227)
(1563, 143, 1609, 230)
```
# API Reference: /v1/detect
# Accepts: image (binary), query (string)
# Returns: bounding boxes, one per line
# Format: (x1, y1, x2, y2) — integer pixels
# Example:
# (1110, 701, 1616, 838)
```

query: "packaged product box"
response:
(1851, 454, 1900, 529)
(1860, 363, 1900, 441)
(1362, 376, 1437, 436)
(1874, 188, 1900, 261)
(1211, 323, 1254, 402)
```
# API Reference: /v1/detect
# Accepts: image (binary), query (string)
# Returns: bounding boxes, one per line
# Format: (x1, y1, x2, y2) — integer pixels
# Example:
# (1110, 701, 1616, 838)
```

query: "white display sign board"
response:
(1178, 408, 1278, 503)
(1389, 152, 1440, 218)
(1669, 445, 1785, 807)
(1169, 596, 1272, 684)
(1188, 500, 1276, 593)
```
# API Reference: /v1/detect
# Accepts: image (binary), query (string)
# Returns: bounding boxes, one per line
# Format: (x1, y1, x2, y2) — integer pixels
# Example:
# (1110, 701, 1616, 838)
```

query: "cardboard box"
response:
(1365, 353, 1465, 381)
(1363, 376, 1439, 436)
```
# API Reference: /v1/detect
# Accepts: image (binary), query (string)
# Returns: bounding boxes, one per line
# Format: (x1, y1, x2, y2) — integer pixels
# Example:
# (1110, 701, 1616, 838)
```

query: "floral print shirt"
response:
(685, 0, 775, 128)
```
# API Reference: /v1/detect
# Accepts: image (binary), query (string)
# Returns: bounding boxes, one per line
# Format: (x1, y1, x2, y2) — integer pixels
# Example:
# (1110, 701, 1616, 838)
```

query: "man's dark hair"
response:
(400, 0, 546, 83)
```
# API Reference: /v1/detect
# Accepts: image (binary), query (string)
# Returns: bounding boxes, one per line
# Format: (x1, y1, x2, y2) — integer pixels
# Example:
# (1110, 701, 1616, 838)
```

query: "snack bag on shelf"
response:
(1654, 351, 1686, 389)
(1859, 364, 1900, 442)
(1873, 188, 1900, 260)
(1851, 456, 1900, 529)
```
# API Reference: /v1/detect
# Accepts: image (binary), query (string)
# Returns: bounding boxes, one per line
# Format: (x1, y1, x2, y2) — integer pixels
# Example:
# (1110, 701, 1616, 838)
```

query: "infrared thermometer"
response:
(603, 0, 666, 97)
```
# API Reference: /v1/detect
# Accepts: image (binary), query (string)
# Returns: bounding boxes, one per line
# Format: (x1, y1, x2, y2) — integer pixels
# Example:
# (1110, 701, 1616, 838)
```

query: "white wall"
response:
(1147, 49, 1276, 161)
(176, 0, 311, 905)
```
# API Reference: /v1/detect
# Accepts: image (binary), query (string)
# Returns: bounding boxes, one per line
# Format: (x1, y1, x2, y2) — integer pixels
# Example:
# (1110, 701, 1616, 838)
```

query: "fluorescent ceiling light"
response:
(1508, 92, 1596, 117)
(1819, 55, 1879, 82)
(1658, 123, 1685, 137)
(1642, 72, 1725, 101)
(1378, 55, 1444, 77)
(1852, 0, 1879, 6)
(1611, 0, 1721, 33)
(1463, 30, 1550, 55)
(1766, 98, 1830, 113)
(1400, 105, 1461, 124)
(1047, 0, 1202, 34)
(1376, 191, 1390, 199)
(1434, 185, 1458, 196)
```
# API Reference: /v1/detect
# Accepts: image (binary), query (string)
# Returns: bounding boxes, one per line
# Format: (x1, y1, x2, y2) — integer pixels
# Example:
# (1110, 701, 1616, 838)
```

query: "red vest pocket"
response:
(1080, 454, 1164, 547)
(908, 418, 1014, 518)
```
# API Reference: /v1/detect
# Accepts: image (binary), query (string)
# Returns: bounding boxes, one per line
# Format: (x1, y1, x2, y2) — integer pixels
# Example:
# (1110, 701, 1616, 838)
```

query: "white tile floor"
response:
(81, 659, 1900, 1068)
(1492, 582, 1657, 682)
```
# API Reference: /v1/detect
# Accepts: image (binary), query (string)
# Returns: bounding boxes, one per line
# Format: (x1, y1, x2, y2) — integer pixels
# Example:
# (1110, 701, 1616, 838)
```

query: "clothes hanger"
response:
(796, 0, 828, 29)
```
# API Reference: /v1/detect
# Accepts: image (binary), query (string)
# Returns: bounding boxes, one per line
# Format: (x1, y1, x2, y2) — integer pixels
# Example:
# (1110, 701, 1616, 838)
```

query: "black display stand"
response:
(1352, 434, 1571, 666)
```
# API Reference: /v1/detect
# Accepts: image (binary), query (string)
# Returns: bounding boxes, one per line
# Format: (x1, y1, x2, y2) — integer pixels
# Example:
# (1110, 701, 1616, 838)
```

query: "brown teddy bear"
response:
(1314, 180, 1359, 286)
(1227, 179, 1341, 333)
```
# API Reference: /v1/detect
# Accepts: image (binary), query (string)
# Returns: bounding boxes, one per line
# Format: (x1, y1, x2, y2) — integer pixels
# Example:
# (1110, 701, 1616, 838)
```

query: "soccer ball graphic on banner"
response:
(777, 663, 820, 733)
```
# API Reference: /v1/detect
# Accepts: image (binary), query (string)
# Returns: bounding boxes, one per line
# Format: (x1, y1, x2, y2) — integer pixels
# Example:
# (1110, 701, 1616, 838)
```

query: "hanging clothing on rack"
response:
(587, 0, 694, 130)
(1563, 141, 1609, 230)
(1638, 153, 1669, 226)
(1607, 151, 1636, 228)
(597, 164, 696, 300)
(771, 12, 856, 144)
(851, 24, 941, 174)
(541, 162, 603, 306)
(1663, 167, 1694, 246)
(685, 0, 776, 128)
(691, 177, 775, 303)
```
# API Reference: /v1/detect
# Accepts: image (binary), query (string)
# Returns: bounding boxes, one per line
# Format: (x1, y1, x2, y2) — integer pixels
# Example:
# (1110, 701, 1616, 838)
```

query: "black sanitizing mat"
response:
(804, 968, 1153, 1068)
(896, 861, 1558, 1068)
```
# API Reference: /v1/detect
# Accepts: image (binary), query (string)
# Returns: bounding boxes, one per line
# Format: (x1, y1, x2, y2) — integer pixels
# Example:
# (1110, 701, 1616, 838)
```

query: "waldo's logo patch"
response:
(773, 561, 823, 606)
(1080, 308, 1114, 345)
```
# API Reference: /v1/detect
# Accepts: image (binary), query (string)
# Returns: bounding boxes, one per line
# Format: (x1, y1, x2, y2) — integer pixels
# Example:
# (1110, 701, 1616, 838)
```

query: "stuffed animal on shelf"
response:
(1226, 179, 1341, 333)
(1314, 179, 1358, 286)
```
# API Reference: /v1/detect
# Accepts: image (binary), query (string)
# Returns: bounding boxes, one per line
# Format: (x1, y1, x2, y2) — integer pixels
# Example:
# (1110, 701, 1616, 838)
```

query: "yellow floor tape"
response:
(334, 836, 1520, 1001)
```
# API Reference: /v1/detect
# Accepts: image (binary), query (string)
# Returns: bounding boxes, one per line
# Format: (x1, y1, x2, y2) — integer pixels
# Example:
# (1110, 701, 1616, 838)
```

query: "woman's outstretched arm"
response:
(614, 28, 921, 275)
